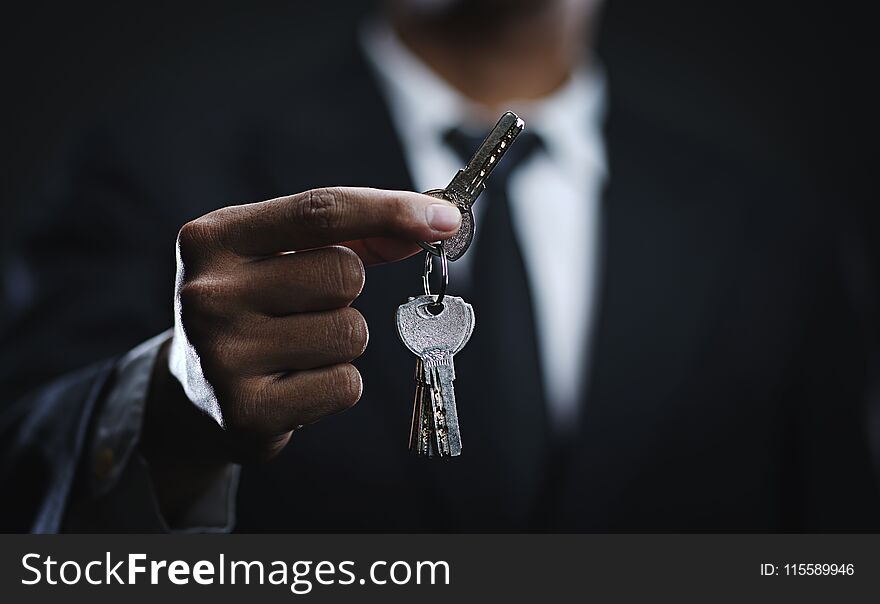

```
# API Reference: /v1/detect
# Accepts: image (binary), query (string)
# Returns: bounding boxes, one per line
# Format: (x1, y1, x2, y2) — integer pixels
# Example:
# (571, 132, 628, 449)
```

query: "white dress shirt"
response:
(361, 20, 607, 431)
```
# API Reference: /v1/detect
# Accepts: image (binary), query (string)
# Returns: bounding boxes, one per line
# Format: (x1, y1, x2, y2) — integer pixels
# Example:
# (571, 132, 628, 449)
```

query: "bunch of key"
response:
(397, 291, 474, 457)
(395, 111, 525, 458)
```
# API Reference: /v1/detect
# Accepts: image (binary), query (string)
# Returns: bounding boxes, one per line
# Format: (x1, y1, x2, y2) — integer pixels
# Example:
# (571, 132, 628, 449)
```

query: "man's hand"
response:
(140, 187, 461, 520)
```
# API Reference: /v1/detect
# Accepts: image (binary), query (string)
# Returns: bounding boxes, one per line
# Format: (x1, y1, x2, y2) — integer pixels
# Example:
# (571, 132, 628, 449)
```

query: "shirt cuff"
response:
(87, 329, 239, 533)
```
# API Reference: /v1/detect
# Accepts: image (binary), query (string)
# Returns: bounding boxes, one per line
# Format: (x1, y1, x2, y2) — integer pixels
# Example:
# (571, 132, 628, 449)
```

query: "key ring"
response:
(419, 240, 443, 256)
(422, 243, 448, 311)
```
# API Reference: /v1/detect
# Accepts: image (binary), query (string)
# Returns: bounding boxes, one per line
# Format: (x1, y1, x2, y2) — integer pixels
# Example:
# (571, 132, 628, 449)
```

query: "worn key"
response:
(409, 358, 437, 457)
(397, 294, 475, 457)
(424, 355, 459, 456)
(420, 111, 525, 261)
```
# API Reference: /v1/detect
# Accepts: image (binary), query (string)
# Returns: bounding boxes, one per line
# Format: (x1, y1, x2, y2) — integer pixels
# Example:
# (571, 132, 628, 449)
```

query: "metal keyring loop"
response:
(418, 240, 444, 256)
(422, 244, 448, 309)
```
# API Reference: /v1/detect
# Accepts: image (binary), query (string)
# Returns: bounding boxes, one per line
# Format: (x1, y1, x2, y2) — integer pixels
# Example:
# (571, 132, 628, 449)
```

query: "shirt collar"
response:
(360, 17, 607, 178)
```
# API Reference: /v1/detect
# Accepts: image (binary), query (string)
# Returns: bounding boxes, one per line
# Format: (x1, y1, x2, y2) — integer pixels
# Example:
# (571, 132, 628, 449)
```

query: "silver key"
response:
(420, 111, 525, 261)
(409, 358, 437, 457)
(397, 294, 475, 457)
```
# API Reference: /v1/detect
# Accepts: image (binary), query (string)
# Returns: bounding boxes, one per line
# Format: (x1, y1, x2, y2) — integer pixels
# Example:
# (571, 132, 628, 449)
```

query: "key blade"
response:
(432, 365, 462, 457)
(445, 111, 525, 208)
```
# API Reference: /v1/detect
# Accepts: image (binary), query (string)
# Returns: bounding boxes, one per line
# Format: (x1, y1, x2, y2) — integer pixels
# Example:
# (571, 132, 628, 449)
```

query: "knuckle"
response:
(333, 307, 369, 359)
(325, 246, 365, 301)
(331, 364, 363, 410)
(177, 217, 217, 267)
(194, 333, 244, 396)
(292, 188, 345, 231)
(211, 334, 243, 374)
(224, 384, 268, 434)
(177, 280, 242, 349)
(178, 278, 227, 315)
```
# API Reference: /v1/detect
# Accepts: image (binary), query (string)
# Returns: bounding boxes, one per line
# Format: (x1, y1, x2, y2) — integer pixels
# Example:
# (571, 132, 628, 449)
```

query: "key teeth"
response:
(407, 361, 463, 459)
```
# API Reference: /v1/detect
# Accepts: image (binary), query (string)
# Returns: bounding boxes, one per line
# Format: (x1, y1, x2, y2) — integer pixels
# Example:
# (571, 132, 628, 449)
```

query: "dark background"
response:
(0, 0, 875, 281)
(0, 0, 878, 533)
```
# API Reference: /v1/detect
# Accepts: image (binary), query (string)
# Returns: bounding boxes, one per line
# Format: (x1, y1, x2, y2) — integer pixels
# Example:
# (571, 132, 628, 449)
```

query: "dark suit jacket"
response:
(2, 33, 878, 532)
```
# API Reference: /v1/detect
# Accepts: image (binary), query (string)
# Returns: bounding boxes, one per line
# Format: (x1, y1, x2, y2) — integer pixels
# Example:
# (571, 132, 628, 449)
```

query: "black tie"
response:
(425, 127, 550, 530)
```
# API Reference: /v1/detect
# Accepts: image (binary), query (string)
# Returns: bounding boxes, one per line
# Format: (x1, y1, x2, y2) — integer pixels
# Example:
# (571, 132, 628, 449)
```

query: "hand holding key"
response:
(144, 187, 462, 473)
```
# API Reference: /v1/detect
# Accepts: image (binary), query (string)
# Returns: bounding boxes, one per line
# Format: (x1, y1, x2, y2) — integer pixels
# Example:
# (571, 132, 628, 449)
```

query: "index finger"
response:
(205, 187, 462, 257)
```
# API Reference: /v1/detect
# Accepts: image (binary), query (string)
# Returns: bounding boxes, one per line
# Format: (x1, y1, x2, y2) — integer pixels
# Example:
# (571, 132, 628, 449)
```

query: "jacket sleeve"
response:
(0, 358, 116, 532)
(60, 331, 240, 533)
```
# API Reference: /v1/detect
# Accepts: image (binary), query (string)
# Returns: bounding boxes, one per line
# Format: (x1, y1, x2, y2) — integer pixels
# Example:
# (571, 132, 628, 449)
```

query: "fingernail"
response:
(426, 203, 461, 231)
